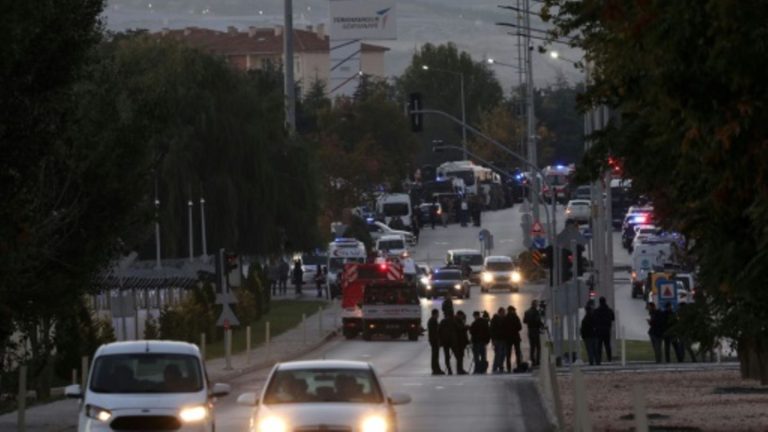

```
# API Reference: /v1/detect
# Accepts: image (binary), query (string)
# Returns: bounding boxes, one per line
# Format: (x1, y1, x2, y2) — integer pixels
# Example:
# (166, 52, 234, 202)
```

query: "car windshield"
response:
(364, 285, 419, 305)
(454, 254, 483, 266)
(485, 262, 514, 271)
(446, 169, 475, 186)
(382, 203, 409, 216)
(90, 353, 203, 394)
(432, 270, 462, 280)
(378, 239, 404, 250)
(263, 368, 384, 404)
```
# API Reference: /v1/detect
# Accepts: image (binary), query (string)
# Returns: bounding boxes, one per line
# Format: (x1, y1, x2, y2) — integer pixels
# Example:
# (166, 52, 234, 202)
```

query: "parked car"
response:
(65, 341, 230, 432)
(366, 221, 416, 246)
(480, 255, 522, 293)
(236, 360, 411, 432)
(425, 267, 470, 299)
(565, 199, 591, 223)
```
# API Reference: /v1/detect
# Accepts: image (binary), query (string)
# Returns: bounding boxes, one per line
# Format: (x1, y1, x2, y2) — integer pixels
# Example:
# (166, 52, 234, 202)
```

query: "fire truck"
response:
(340, 262, 421, 341)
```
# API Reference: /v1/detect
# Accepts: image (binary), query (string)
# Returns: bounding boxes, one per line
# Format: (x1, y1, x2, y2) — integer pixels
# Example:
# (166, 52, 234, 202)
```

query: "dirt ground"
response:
(556, 369, 768, 431)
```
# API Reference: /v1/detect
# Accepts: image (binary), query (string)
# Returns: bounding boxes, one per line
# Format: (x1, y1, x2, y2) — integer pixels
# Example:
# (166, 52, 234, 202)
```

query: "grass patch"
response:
(204, 300, 326, 360)
(565, 339, 684, 363)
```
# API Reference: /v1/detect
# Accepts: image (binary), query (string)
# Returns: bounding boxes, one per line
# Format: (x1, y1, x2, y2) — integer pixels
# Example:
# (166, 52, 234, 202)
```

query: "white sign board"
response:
(330, 0, 397, 41)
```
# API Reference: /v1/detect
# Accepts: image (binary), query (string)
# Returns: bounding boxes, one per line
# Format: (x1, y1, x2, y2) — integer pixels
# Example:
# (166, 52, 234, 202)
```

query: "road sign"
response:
(478, 229, 490, 241)
(532, 221, 543, 234)
(532, 236, 546, 250)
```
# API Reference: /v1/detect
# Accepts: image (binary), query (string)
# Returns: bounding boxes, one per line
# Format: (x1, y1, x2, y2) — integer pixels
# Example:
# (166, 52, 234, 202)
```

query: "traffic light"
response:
(408, 92, 423, 132)
(561, 247, 573, 282)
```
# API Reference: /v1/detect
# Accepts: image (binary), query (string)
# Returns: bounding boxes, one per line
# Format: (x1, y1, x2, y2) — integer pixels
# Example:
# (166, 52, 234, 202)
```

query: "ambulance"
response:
(326, 238, 366, 298)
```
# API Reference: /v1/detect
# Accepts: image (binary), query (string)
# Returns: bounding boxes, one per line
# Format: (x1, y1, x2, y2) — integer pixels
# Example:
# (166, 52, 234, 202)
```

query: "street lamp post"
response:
(154, 197, 161, 270)
(199, 196, 208, 260)
(187, 200, 194, 262)
(487, 57, 526, 159)
(422, 65, 468, 160)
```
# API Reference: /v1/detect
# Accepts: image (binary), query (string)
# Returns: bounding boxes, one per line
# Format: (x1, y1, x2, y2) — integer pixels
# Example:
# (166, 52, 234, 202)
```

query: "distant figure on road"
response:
(593, 296, 615, 363)
(647, 302, 665, 363)
(430, 199, 438, 229)
(411, 215, 420, 243)
(428, 309, 444, 375)
(403, 257, 417, 282)
(278, 259, 290, 295)
(441, 295, 454, 318)
(292, 260, 304, 296)
(490, 307, 507, 373)
(581, 303, 598, 366)
(460, 199, 469, 227)
(469, 311, 490, 374)
(438, 310, 457, 375)
(268, 260, 280, 296)
(314, 265, 326, 298)
(523, 300, 544, 367)
(505, 306, 524, 372)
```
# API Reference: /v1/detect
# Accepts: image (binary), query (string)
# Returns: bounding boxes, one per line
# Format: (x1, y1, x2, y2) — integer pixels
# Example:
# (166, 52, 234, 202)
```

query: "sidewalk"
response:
(0, 301, 341, 432)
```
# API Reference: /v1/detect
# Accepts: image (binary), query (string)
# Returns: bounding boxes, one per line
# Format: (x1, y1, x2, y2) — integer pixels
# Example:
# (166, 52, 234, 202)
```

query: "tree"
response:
(397, 43, 504, 164)
(545, 0, 768, 383)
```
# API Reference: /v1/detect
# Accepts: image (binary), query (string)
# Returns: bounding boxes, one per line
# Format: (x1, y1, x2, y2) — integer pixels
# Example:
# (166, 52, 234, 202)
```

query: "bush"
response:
(158, 292, 215, 343)
(53, 298, 116, 384)
(144, 315, 159, 339)
(234, 288, 258, 325)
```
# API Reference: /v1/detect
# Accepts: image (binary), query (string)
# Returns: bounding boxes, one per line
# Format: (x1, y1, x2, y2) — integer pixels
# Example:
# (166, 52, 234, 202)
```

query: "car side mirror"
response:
(65, 384, 83, 399)
(211, 383, 230, 398)
(388, 392, 411, 405)
(237, 392, 259, 406)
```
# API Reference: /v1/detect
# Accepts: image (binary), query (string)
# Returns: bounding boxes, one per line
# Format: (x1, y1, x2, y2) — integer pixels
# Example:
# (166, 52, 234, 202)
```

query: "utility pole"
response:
(284, 0, 296, 132)
(524, 0, 540, 223)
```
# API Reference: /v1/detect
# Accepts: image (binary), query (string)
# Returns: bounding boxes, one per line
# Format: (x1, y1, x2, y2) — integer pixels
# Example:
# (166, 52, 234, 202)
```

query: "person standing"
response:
(460, 199, 469, 227)
(411, 215, 420, 243)
(662, 302, 676, 362)
(505, 306, 524, 372)
(647, 302, 665, 363)
(469, 311, 490, 374)
(581, 303, 598, 366)
(403, 256, 417, 283)
(454, 311, 470, 375)
(675, 303, 697, 362)
(278, 259, 289, 295)
(593, 296, 615, 363)
(268, 259, 280, 296)
(292, 260, 304, 296)
(438, 310, 457, 375)
(490, 307, 507, 373)
(427, 309, 444, 375)
(314, 265, 326, 298)
(523, 300, 544, 367)
(430, 199, 438, 230)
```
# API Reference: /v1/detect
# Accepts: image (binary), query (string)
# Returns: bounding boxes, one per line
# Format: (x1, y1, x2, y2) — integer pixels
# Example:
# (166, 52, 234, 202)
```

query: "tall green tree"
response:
(397, 43, 504, 164)
(545, 0, 768, 383)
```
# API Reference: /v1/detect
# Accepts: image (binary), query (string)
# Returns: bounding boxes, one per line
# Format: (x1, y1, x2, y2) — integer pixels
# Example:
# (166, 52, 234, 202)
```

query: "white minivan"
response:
(376, 193, 413, 229)
(65, 340, 230, 432)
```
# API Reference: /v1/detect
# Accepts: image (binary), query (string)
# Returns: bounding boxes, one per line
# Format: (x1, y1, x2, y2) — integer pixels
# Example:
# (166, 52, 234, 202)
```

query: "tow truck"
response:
(360, 280, 421, 341)
(341, 261, 418, 340)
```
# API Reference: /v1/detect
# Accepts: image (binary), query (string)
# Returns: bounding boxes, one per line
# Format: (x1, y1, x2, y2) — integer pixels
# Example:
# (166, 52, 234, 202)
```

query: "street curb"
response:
(532, 369, 560, 431)
(210, 329, 340, 382)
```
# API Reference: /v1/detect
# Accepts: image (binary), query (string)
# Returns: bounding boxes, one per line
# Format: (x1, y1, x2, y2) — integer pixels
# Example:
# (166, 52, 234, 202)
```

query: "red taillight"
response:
(379, 263, 387, 271)
(589, 291, 597, 298)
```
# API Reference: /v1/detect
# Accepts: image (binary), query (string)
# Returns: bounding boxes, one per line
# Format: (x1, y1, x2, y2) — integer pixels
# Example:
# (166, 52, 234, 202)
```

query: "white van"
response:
(65, 340, 229, 432)
(376, 234, 408, 259)
(375, 193, 413, 228)
(446, 249, 484, 284)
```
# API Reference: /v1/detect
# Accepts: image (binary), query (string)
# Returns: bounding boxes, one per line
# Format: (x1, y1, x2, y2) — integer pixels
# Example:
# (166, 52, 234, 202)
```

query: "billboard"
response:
(330, 0, 397, 41)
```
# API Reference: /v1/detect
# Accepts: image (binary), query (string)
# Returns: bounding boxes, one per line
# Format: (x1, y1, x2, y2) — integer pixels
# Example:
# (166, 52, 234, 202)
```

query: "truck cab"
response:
(361, 281, 422, 341)
(340, 262, 404, 339)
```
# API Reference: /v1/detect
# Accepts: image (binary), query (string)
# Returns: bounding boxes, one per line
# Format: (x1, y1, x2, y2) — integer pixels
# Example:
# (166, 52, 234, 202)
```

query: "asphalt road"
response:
(213, 206, 554, 432)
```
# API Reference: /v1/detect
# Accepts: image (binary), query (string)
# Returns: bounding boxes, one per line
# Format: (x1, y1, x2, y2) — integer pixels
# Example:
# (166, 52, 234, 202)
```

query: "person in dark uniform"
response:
(292, 260, 304, 296)
(454, 311, 469, 375)
(438, 310, 457, 375)
(469, 311, 491, 374)
(427, 309, 444, 375)
(490, 307, 507, 373)
(523, 300, 544, 366)
(593, 296, 615, 363)
(505, 305, 524, 372)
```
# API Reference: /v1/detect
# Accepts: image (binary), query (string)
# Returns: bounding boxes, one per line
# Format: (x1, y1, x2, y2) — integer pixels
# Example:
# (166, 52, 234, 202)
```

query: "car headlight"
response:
(511, 271, 522, 283)
(85, 405, 112, 423)
(361, 415, 389, 432)
(454, 284, 462, 290)
(179, 405, 208, 423)
(257, 415, 288, 432)
(420, 276, 430, 285)
(481, 272, 493, 283)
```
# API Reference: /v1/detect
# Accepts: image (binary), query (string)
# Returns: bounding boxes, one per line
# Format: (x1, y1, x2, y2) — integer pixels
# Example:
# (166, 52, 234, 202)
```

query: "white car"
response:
(366, 221, 416, 246)
(237, 360, 411, 432)
(446, 249, 484, 284)
(480, 255, 523, 293)
(376, 234, 408, 259)
(631, 225, 660, 251)
(65, 340, 230, 432)
(565, 199, 591, 222)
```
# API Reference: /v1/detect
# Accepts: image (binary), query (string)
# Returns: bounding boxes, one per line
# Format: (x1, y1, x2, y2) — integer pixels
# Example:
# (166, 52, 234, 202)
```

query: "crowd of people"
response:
(427, 297, 546, 375)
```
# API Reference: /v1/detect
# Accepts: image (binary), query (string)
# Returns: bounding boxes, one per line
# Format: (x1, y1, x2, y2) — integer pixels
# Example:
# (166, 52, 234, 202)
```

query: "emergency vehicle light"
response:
(379, 263, 388, 271)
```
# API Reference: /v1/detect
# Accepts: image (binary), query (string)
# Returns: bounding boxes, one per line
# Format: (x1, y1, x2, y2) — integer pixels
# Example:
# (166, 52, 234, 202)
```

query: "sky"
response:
(102, 0, 585, 92)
